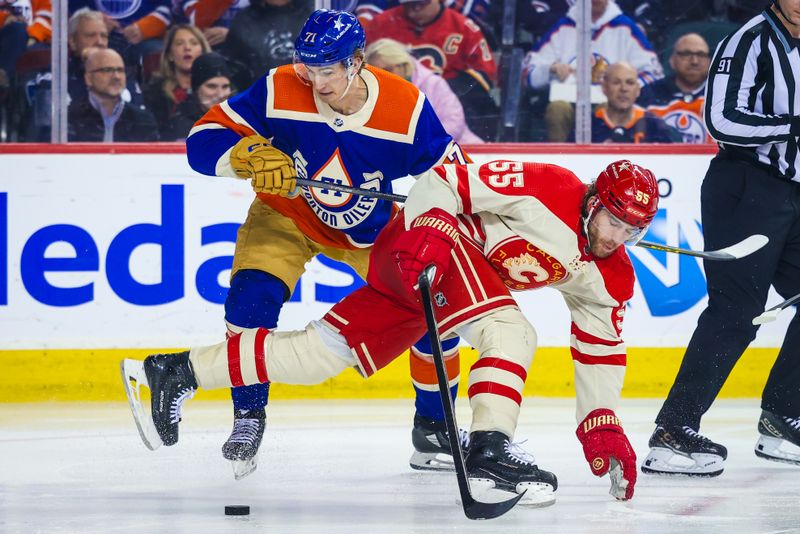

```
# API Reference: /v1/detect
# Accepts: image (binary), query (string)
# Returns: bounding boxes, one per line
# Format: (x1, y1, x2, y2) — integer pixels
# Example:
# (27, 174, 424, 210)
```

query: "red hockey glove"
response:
(392, 208, 459, 293)
(576, 408, 637, 500)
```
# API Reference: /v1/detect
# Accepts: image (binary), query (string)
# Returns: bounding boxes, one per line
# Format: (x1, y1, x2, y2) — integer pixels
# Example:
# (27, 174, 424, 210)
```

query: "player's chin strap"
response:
(582, 197, 602, 254)
(335, 57, 361, 103)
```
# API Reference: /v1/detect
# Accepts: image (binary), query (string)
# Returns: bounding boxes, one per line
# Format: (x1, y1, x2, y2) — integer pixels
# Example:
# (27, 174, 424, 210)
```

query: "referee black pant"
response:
(656, 154, 800, 429)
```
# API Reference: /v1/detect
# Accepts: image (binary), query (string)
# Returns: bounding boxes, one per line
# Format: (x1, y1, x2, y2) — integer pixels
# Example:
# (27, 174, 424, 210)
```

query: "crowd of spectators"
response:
(0, 0, 773, 143)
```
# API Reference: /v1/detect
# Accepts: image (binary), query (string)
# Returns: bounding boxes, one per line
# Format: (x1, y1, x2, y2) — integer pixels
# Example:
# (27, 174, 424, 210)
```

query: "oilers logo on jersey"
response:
(295, 148, 382, 230)
(661, 110, 706, 144)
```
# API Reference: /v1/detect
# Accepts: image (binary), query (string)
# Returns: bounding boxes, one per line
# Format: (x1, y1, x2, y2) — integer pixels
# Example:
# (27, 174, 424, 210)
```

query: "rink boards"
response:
(0, 144, 789, 401)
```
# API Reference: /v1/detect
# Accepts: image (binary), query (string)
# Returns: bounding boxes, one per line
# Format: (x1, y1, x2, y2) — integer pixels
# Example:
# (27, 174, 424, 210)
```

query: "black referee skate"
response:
(222, 408, 267, 480)
(409, 413, 470, 471)
(641, 425, 727, 477)
(120, 351, 197, 450)
(755, 410, 800, 466)
(465, 431, 557, 507)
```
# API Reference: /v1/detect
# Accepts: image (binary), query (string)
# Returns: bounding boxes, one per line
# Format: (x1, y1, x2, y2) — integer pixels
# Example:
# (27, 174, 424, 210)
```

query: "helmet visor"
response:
(292, 55, 351, 84)
(592, 206, 649, 246)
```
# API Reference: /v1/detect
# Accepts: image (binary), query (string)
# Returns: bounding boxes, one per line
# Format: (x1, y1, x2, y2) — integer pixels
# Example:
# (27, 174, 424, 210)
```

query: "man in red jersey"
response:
(122, 158, 659, 505)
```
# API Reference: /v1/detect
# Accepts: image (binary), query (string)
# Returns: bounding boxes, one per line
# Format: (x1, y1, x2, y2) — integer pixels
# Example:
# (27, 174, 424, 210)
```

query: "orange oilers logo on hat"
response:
(487, 236, 567, 291)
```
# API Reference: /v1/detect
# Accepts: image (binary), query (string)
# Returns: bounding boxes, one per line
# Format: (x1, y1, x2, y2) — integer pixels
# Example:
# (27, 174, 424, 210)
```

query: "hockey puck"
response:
(224, 505, 250, 516)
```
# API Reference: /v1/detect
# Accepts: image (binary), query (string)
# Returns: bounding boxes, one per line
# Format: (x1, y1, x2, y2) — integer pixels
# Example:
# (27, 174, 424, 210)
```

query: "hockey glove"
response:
(576, 408, 637, 500)
(392, 208, 459, 294)
(230, 134, 297, 197)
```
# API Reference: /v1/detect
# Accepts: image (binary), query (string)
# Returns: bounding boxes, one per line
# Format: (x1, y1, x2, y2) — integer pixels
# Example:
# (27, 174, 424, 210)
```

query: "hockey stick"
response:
(752, 291, 800, 325)
(418, 266, 524, 520)
(296, 178, 768, 261)
(636, 234, 769, 261)
(296, 178, 406, 203)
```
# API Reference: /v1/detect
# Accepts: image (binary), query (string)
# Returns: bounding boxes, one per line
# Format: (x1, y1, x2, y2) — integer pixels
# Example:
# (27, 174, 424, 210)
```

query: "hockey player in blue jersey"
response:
(185, 9, 469, 479)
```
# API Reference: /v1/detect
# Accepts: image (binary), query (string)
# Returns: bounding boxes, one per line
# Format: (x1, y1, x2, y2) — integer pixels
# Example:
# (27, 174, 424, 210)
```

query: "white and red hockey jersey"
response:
(404, 160, 635, 421)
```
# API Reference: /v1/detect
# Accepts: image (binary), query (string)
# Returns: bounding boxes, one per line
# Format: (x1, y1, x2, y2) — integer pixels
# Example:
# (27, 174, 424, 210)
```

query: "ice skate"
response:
(222, 408, 267, 480)
(409, 413, 470, 471)
(754, 410, 800, 466)
(465, 431, 557, 507)
(120, 352, 197, 450)
(641, 425, 727, 477)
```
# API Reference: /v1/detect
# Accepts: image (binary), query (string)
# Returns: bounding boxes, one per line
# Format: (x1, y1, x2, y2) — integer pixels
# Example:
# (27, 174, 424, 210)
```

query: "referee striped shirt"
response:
(705, 7, 800, 181)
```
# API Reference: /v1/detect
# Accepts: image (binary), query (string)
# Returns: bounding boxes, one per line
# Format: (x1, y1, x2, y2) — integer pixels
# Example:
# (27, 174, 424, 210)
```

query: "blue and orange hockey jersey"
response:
(187, 65, 462, 250)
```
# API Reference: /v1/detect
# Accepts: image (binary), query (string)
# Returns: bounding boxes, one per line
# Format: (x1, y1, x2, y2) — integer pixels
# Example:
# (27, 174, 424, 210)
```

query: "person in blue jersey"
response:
(185, 9, 469, 480)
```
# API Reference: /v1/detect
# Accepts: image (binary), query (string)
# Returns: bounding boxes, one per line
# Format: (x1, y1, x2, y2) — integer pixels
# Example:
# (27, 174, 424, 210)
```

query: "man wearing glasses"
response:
(67, 47, 158, 142)
(638, 33, 712, 144)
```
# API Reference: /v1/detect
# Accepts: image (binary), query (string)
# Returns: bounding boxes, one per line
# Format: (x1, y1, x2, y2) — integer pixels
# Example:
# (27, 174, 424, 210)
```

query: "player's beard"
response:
(587, 220, 619, 259)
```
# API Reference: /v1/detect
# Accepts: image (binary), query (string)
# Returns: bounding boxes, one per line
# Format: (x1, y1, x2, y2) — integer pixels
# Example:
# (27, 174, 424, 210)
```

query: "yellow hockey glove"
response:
(230, 135, 297, 197)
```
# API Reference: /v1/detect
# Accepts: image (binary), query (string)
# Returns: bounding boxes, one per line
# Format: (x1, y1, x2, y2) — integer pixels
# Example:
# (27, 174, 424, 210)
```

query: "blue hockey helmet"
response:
(294, 9, 366, 67)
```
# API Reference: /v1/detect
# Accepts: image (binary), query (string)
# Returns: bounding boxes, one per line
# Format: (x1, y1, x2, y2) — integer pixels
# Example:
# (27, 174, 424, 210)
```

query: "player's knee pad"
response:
(460, 308, 537, 370)
(225, 269, 289, 331)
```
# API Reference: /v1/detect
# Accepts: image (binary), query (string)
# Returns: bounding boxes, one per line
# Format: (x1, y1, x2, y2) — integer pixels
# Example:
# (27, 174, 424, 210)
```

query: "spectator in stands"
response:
(173, 0, 249, 49)
(68, 48, 158, 142)
(366, 38, 483, 144)
(143, 24, 209, 136)
(0, 0, 51, 91)
(161, 52, 233, 141)
(523, 0, 663, 142)
(365, 0, 499, 140)
(638, 33, 711, 143)
(571, 61, 680, 143)
(67, 8, 145, 108)
(221, 0, 314, 87)
(70, 0, 173, 63)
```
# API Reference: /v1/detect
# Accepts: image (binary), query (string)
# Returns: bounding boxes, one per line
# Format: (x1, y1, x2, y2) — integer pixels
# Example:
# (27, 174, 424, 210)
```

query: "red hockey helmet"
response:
(594, 160, 659, 228)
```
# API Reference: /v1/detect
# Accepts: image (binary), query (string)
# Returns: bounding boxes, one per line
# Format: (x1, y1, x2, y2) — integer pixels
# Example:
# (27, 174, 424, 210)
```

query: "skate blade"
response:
(641, 447, 723, 477)
(232, 457, 258, 480)
(120, 359, 162, 451)
(465, 477, 556, 508)
(409, 450, 454, 472)
(755, 436, 800, 466)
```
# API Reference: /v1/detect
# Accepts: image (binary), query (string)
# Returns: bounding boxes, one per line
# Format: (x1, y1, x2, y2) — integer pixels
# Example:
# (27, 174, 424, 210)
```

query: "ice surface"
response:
(1, 398, 798, 534)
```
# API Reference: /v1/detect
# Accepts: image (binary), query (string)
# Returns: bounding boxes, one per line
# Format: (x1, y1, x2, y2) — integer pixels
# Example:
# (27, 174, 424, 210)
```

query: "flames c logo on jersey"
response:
(487, 237, 568, 291)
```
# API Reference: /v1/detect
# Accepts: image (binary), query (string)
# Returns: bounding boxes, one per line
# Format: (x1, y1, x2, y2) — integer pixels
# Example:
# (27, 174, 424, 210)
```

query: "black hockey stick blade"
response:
(418, 266, 524, 520)
(635, 234, 768, 261)
(753, 291, 800, 325)
(296, 177, 406, 203)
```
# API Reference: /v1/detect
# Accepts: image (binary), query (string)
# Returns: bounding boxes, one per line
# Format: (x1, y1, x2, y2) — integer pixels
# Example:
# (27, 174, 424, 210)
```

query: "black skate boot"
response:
(222, 408, 267, 480)
(120, 351, 197, 450)
(465, 431, 557, 507)
(409, 413, 469, 471)
(641, 425, 727, 477)
(755, 410, 800, 466)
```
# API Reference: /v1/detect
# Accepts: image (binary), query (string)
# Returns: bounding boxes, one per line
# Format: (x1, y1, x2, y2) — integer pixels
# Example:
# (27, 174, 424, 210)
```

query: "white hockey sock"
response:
(457, 308, 536, 437)
(189, 323, 356, 389)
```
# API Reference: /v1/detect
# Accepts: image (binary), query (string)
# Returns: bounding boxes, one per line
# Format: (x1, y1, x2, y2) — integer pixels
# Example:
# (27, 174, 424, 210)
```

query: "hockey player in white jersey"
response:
(122, 158, 659, 504)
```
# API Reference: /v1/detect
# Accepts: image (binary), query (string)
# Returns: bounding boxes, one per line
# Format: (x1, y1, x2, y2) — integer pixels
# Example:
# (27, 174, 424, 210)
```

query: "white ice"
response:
(2, 398, 799, 534)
